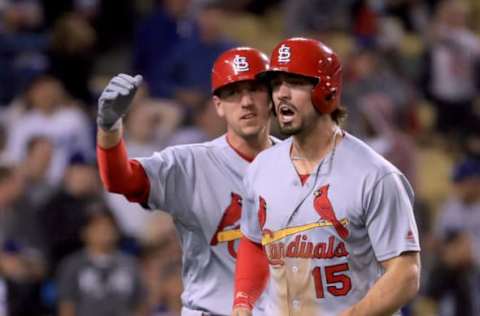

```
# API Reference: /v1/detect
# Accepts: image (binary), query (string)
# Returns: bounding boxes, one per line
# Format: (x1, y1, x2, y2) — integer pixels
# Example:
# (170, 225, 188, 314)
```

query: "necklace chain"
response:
(291, 127, 340, 162)
(291, 155, 306, 161)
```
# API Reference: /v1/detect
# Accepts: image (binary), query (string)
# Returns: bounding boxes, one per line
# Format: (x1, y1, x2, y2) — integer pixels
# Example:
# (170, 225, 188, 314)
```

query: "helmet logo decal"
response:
(233, 55, 249, 73)
(278, 44, 291, 63)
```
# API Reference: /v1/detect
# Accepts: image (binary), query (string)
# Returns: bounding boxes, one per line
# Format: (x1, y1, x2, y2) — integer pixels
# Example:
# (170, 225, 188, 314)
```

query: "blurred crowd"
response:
(0, 0, 479, 315)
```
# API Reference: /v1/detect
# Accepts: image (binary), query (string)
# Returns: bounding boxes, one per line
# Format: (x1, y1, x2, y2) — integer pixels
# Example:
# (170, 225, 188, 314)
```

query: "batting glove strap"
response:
(97, 116, 122, 131)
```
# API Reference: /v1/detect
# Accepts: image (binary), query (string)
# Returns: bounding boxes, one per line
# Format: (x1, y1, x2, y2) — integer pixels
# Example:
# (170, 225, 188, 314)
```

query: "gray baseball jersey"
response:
(241, 132, 420, 316)
(136, 134, 271, 316)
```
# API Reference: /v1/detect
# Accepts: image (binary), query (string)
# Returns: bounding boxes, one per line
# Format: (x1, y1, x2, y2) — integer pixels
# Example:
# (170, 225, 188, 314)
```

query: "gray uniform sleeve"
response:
(364, 172, 420, 262)
(135, 147, 193, 218)
(240, 167, 263, 243)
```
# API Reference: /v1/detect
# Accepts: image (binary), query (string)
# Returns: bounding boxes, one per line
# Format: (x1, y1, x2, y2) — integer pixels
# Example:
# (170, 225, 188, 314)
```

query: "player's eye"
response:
(270, 78, 283, 90)
(248, 82, 266, 93)
(285, 77, 307, 86)
(219, 88, 236, 98)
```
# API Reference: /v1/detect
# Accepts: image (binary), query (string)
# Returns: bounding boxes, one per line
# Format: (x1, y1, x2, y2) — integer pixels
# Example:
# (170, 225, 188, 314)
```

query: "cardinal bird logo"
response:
(210, 192, 243, 258)
(258, 196, 267, 229)
(313, 185, 349, 240)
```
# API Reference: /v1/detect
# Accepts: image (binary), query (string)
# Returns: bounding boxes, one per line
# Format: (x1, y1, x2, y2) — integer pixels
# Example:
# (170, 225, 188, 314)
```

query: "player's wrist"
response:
(97, 117, 122, 132)
(233, 292, 253, 311)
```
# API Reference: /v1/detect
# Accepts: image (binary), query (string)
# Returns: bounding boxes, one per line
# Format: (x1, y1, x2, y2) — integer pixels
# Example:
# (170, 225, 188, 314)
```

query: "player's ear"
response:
(212, 95, 225, 118)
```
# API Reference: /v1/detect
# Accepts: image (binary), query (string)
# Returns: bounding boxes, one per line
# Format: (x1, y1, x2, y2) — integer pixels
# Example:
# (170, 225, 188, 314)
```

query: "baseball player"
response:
(96, 47, 274, 316)
(233, 38, 421, 316)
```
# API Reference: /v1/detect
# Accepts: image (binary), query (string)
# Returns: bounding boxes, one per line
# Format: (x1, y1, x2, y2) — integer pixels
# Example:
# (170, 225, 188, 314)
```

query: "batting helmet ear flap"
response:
(325, 89, 336, 101)
(311, 51, 342, 114)
(311, 84, 340, 114)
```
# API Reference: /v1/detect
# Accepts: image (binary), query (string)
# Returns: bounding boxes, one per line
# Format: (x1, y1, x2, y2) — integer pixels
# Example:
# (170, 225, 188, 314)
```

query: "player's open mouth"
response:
(278, 103, 296, 123)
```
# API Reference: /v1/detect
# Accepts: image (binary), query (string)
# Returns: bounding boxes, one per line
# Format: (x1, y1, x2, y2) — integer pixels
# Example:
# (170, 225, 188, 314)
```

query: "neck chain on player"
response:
(291, 126, 340, 162)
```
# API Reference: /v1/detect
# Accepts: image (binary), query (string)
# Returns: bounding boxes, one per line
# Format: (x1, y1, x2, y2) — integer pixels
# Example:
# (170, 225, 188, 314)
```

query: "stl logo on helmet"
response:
(277, 44, 291, 63)
(233, 55, 249, 74)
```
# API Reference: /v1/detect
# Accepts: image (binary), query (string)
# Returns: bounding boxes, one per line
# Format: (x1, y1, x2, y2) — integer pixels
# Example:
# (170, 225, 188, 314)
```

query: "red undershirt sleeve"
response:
(234, 236, 269, 310)
(97, 139, 150, 204)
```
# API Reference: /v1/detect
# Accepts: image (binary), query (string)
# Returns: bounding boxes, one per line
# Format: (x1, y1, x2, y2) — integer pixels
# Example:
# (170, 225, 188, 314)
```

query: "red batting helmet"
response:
(262, 37, 342, 114)
(211, 47, 270, 94)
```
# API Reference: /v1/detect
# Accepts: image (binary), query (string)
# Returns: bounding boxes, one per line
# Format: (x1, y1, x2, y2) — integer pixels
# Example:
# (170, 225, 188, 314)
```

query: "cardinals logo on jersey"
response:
(278, 44, 291, 63)
(233, 55, 249, 73)
(210, 192, 243, 258)
(261, 184, 350, 246)
(314, 185, 349, 240)
(258, 196, 267, 229)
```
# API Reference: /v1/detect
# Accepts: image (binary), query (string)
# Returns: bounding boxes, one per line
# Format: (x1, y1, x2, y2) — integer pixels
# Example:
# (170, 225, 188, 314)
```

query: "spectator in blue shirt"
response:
(133, 0, 196, 98)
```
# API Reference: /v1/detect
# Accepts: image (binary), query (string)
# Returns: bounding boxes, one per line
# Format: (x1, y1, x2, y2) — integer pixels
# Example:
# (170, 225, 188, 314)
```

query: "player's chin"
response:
(238, 124, 264, 138)
(279, 122, 301, 136)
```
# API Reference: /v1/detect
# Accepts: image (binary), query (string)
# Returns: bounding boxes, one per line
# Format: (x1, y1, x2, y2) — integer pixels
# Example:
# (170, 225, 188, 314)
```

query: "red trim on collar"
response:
(299, 174, 310, 185)
(226, 135, 254, 163)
